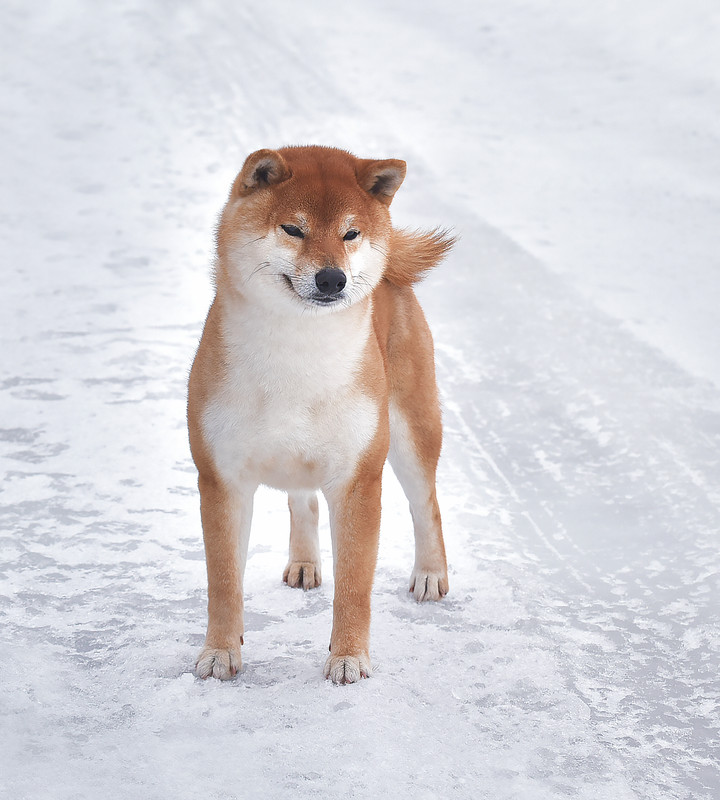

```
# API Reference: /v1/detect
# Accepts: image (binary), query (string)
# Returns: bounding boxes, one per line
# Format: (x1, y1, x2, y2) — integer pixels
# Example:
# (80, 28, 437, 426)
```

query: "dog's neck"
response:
(216, 289, 373, 393)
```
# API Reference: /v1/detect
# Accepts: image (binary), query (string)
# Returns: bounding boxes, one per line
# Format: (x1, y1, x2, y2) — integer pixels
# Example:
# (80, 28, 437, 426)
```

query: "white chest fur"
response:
(202, 297, 379, 491)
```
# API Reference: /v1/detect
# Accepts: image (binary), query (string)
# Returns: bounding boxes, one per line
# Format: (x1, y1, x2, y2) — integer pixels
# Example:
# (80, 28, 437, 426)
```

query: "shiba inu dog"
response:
(188, 146, 453, 684)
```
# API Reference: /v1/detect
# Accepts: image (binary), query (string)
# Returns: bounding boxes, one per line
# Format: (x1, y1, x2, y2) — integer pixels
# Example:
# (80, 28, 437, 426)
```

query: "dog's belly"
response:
(202, 386, 379, 491)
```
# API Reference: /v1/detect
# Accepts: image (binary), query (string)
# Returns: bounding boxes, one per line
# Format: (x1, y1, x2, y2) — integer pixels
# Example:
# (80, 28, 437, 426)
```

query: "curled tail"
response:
(384, 227, 456, 287)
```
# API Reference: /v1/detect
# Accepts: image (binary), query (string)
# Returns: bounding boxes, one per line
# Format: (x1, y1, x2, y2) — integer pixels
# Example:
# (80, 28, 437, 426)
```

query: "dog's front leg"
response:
(323, 471, 383, 684)
(195, 475, 255, 680)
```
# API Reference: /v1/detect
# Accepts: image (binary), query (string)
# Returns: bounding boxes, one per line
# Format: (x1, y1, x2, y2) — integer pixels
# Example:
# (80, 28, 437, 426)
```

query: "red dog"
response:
(188, 146, 453, 683)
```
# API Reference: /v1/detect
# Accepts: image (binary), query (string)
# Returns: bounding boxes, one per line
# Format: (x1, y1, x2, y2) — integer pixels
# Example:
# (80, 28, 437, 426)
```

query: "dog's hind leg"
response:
(283, 491, 321, 590)
(389, 399, 449, 601)
(386, 292, 448, 601)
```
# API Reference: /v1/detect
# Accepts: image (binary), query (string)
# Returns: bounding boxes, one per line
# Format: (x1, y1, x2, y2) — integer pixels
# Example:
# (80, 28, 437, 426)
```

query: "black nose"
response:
(315, 267, 347, 296)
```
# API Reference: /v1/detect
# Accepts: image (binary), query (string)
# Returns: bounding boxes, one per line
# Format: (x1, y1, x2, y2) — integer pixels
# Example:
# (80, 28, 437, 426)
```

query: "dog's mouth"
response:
(282, 274, 345, 306)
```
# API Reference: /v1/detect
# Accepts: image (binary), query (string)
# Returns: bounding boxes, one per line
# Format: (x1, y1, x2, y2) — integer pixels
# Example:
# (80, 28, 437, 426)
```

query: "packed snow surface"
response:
(1, 1, 719, 798)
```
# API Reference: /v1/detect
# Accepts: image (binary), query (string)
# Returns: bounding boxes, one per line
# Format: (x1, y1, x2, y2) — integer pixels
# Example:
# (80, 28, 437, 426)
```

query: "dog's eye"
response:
(281, 224, 304, 239)
(343, 230, 360, 241)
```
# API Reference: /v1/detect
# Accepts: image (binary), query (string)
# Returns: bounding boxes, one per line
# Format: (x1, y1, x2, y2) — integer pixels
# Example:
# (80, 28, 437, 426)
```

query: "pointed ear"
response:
(233, 149, 291, 197)
(356, 158, 406, 205)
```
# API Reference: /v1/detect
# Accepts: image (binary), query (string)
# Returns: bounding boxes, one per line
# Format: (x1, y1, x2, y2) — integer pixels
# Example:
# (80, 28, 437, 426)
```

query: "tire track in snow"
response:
(444, 394, 596, 595)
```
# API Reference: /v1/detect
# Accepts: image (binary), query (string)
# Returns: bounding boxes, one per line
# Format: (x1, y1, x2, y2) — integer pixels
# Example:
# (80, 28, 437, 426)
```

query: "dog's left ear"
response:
(233, 149, 292, 197)
(356, 158, 407, 206)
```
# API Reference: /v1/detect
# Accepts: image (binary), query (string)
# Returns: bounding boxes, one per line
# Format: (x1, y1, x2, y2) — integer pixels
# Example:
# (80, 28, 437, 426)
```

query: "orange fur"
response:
(385, 227, 456, 287)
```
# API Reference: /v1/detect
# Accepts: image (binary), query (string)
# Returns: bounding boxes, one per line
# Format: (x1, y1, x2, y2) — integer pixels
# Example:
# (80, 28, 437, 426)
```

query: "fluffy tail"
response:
(384, 227, 456, 287)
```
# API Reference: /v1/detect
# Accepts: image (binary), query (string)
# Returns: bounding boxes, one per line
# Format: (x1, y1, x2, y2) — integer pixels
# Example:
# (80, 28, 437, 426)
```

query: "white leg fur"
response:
(388, 402, 448, 601)
(283, 491, 322, 589)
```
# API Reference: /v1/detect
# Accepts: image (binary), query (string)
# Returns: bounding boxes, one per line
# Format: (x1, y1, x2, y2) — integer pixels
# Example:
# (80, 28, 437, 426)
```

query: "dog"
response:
(187, 146, 453, 684)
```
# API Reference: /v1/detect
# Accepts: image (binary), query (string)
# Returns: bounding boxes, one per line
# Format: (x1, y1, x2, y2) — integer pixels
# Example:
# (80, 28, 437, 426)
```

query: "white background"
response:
(1, 1, 719, 798)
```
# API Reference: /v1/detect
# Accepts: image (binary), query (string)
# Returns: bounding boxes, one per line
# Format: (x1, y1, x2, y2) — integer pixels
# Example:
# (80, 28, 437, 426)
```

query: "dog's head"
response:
(216, 146, 406, 312)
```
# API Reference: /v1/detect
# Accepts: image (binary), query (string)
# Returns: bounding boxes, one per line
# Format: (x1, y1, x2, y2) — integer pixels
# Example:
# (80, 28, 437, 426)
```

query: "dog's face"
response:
(216, 146, 406, 313)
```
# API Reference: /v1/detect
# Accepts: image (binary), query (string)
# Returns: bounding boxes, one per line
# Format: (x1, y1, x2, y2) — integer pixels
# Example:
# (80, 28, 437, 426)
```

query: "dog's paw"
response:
(283, 561, 321, 590)
(323, 653, 372, 684)
(195, 646, 241, 680)
(409, 569, 449, 602)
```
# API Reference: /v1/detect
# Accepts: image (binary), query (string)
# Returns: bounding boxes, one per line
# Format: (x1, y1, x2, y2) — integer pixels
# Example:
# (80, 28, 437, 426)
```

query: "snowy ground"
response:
(2, 1, 719, 798)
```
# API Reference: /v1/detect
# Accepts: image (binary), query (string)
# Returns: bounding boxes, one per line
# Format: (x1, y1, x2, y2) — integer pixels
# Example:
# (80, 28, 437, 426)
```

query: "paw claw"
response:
(323, 653, 371, 684)
(283, 561, 321, 590)
(195, 646, 242, 680)
(409, 569, 448, 602)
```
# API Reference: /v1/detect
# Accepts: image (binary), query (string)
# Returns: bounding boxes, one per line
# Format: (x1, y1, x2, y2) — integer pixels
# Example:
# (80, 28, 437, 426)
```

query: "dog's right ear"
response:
(232, 149, 291, 197)
(356, 158, 407, 206)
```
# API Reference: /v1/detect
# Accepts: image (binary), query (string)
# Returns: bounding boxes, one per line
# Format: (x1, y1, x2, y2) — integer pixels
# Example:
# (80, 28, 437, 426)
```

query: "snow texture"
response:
(1, 1, 719, 798)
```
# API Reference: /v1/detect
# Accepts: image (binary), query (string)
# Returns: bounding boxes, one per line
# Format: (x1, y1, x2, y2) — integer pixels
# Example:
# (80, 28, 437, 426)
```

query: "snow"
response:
(1, 1, 719, 798)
